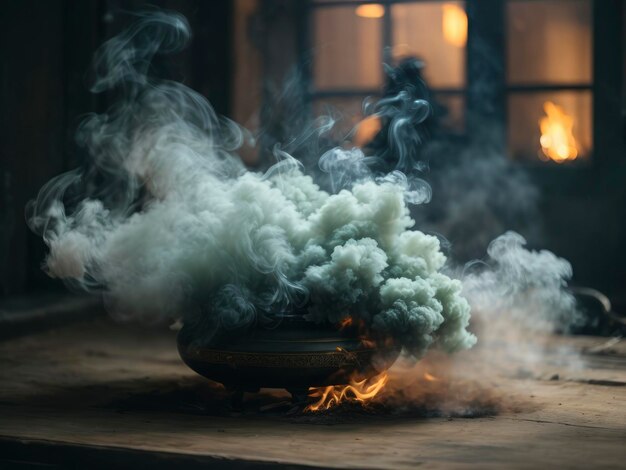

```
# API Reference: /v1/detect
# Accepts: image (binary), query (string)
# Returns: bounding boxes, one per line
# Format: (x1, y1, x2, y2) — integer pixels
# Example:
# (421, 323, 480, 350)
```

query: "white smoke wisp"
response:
(376, 233, 583, 416)
(460, 231, 583, 373)
(464, 231, 577, 331)
(26, 12, 476, 358)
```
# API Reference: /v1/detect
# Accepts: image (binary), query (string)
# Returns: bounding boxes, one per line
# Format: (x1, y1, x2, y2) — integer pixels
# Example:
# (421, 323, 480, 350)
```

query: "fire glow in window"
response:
(506, 0, 593, 164)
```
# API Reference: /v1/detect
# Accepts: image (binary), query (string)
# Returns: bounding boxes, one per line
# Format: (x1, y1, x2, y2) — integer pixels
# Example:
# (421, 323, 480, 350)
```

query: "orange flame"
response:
(539, 101, 579, 163)
(423, 372, 439, 382)
(305, 372, 389, 412)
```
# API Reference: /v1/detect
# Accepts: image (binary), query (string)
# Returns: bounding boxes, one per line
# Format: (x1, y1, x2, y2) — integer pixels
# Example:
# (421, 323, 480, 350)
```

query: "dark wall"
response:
(0, 0, 232, 297)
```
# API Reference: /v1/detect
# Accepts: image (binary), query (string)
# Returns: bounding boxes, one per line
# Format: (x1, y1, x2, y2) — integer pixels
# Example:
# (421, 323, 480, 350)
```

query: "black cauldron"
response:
(177, 315, 399, 401)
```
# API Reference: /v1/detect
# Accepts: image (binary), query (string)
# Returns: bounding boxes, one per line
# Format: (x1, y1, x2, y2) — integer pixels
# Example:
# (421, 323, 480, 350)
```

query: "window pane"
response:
(432, 94, 465, 133)
(507, 0, 592, 85)
(508, 91, 592, 163)
(313, 7, 383, 90)
(392, 2, 466, 89)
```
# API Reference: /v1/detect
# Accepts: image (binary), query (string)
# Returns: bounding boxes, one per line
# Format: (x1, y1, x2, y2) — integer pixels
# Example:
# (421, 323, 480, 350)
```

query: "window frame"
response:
(302, 0, 624, 171)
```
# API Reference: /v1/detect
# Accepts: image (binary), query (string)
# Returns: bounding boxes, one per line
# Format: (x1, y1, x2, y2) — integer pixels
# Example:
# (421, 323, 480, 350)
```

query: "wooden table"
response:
(0, 318, 624, 469)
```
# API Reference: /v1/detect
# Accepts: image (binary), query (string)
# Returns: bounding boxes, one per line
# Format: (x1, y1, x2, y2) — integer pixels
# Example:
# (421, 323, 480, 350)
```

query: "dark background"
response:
(1, 0, 625, 308)
(0, 0, 234, 296)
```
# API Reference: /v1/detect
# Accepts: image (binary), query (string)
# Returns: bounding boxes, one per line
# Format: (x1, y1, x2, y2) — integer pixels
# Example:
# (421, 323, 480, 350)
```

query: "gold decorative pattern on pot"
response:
(183, 347, 379, 369)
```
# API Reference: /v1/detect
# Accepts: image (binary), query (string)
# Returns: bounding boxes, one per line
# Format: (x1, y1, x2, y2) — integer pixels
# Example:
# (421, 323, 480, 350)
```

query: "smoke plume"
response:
(27, 12, 476, 358)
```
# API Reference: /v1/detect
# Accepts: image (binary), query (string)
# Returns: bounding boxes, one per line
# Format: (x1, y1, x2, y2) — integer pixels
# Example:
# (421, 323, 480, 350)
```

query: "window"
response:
(306, 0, 610, 165)
(506, 0, 592, 164)
(309, 1, 468, 135)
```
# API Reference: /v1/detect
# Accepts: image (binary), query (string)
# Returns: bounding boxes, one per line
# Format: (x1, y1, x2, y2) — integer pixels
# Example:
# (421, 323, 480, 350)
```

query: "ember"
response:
(423, 372, 439, 382)
(338, 316, 354, 330)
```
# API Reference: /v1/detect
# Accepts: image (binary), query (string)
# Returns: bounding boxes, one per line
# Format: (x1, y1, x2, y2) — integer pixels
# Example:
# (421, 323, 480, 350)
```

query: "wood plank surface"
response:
(0, 318, 624, 469)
